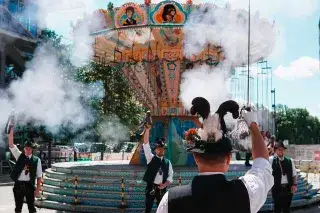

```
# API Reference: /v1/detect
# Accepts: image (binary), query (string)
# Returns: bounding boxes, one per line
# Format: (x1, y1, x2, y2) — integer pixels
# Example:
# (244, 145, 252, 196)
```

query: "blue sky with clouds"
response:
(45, 0, 320, 116)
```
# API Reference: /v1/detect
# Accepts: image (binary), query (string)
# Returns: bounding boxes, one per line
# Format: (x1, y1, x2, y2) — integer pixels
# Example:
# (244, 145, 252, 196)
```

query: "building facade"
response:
(0, 0, 38, 88)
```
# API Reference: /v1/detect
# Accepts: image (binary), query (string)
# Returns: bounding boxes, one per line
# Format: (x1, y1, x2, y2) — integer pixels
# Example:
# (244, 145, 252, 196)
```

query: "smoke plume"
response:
(0, 0, 105, 146)
(180, 65, 231, 113)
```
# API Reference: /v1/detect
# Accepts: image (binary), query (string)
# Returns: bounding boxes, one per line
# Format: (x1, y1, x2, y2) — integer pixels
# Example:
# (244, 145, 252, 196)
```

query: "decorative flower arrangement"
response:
(185, 128, 198, 143)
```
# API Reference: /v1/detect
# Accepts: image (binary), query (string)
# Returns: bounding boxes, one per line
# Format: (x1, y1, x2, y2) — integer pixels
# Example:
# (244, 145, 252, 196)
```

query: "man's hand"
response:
(8, 127, 14, 148)
(158, 183, 167, 190)
(145, 124, 151, 130)
(34, 187, 40, 197)
(291, 185, 297, 193)
(143, 125, 151, 144)
(243, 111, 258, 127)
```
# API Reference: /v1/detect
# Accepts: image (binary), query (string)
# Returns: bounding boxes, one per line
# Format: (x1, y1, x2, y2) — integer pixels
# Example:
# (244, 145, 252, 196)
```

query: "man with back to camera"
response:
(157, 110, 274, 213)
(8, 127, 42, 213)
(269, 141, 297, 213)
(142, 126, 173, 213)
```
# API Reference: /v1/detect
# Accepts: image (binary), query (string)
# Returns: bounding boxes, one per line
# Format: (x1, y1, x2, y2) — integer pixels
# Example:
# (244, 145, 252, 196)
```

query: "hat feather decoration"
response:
(187, 97, 240, 153)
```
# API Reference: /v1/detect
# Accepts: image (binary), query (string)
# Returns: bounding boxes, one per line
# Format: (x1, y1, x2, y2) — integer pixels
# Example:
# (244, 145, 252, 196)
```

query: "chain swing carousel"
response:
(35, 1, 320, 212)
(91, 0, 254, 166)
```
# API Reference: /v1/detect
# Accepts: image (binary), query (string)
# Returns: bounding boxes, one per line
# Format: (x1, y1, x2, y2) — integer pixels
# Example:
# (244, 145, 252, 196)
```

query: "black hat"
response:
(185, 97, 239, 155)
(155, 138, 167, 148)
(24, 140, 38, 149)
(186, 137, 233, 154)
(274, 141, 287, 150)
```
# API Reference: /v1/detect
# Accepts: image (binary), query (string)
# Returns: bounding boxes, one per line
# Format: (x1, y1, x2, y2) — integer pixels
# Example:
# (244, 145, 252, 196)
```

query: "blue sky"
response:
(46, 0, 320, 116)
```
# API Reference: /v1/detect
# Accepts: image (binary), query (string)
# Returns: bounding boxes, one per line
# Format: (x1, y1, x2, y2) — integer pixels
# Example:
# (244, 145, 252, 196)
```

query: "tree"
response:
(77, 62, 145, 129)
(276, 105, 320, 144)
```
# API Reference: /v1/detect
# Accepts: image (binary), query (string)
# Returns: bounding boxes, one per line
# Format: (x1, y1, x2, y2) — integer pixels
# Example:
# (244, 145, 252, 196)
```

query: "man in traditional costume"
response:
(269, 141, 297, 213)
(157, 97, 274, 213)
(142, 127, 173, 213)
(8, 128, 42, 213)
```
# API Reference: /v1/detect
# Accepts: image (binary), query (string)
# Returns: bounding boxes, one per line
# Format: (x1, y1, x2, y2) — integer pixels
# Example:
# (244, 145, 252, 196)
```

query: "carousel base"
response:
(35, 160, 320, 212)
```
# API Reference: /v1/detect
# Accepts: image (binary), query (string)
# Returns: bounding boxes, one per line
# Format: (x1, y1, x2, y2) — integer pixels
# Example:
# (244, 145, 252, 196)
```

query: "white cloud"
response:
(274, 57, 320, 80)
(225, 0, 319, 19)
(307, 104, 320, 117)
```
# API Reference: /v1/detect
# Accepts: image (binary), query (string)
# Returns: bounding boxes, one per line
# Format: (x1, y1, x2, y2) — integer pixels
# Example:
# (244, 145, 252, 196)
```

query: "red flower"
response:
(185, 128, 198, 142)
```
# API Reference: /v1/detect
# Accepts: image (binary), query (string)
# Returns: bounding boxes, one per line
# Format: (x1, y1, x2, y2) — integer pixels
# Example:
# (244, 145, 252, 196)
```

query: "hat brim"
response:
(24, 143, 39, 149)
(155, 145, 167, 149)
(186, 139, 233, 154)
(275, 146, 287, 150)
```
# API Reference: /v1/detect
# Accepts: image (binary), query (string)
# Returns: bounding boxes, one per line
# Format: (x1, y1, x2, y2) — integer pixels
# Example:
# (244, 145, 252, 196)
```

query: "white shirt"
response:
(269, 156, 297, 184)
(157, 158, 273, 213)
(9, 145, 43, 181)
(143, 143, 173, 184)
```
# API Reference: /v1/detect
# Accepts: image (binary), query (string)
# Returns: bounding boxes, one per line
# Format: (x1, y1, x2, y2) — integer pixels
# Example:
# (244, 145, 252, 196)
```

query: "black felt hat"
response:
(155, 138, 167, 149)
(24, 140, 38, 149)
(185, 97, 240, 155)
(186, 137, 233, 154)
(274, 141, 287, 150)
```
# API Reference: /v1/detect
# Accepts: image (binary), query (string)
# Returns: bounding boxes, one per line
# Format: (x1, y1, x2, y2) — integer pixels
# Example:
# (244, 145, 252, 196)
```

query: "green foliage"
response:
(276, 104, 320, 144)
(126, 143, 135, 153)
(77, 62, 145, 129)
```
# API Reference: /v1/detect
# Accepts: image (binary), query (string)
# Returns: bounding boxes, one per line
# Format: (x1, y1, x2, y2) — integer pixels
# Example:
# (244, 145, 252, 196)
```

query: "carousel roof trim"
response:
(90, 24, 185, 36)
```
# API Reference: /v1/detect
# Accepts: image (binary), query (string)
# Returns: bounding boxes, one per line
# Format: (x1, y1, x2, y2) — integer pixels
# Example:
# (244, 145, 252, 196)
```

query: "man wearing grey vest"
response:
(157, 100, 273, 213)
(269, 141, 297, 213)
(8, 128, 42, 213)
(142, 127, 173, 213)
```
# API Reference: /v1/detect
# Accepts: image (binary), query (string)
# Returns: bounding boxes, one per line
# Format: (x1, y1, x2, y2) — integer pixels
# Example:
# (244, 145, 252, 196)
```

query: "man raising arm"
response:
(8, 127, 42, 213)
(142, 127, 173, 213)
(157, 110, 273, 213)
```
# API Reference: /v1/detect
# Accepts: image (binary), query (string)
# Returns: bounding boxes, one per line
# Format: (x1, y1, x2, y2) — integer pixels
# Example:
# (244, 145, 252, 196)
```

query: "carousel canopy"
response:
(74, 1, 275, 116)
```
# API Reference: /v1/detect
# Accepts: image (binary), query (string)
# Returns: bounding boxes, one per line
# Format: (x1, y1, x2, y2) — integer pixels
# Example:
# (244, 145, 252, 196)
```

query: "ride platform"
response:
(35, 160, 320, 212)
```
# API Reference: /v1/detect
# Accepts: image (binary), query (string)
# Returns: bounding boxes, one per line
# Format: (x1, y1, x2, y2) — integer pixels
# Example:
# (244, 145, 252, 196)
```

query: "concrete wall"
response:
(287, 145, 320, 172)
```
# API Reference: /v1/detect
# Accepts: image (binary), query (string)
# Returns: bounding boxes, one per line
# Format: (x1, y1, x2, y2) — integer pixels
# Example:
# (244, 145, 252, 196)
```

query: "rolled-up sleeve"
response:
(239, 158, 274, 213)
(9, 145, 22, 160)
(142, 143, 154, 164)
(291, 159, 297, 176)
(167, 161, 173, 183)
(156, 191, 168, 213)
(36, 159, 43, 178)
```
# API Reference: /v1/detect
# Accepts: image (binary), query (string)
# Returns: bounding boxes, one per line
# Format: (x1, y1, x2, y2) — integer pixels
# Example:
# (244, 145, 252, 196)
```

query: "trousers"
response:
(13, 181, 37, 213)
(272, 185, 293, 213)
(145, 184, 166, 213)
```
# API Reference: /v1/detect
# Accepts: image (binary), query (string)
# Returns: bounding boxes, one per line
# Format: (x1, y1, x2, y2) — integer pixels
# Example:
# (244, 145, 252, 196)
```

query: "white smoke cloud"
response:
(0, 1, 106, 147)
(33, 0, 96, 29)
(97, 116, 129, 146)
(8, 44, 103, 129)
(183, 6, 276, 67)
(180, 65, 231, 113)
(274, 57, 320, 80)
(70, 11, 109, 67)
(0, 44, 104, 146)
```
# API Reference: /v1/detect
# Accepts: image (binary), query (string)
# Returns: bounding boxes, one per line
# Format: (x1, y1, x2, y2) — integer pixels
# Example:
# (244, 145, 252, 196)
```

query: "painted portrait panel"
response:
(115, 3, 147, 28)
(150, 2, 187, 24)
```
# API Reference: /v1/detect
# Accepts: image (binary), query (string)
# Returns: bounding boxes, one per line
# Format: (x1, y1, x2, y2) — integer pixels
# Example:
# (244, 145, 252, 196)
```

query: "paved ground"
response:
(0, 186, 58, 213)
(0, 185, 319, 213)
